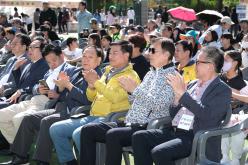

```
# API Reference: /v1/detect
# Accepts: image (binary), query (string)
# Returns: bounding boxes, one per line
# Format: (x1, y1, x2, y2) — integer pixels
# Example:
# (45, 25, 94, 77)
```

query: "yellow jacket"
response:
(177, 60, 196, 83)
(87, 63, 141, 116)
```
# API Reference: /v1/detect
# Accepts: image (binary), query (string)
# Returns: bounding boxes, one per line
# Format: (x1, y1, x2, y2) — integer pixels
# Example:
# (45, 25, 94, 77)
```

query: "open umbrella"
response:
(167, 6, 197, 22)
(196, 10, 223, 25)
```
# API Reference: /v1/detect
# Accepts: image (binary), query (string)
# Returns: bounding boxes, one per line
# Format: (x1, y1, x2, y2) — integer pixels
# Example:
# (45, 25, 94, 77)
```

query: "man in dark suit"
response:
(131, 46, 232, 165)
(0, 33, 31, 98)
(0, 35, 49, 109)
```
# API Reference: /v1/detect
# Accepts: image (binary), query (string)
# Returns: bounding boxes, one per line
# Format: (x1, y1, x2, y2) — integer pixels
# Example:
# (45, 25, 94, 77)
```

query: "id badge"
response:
(177, 114, 194, 131)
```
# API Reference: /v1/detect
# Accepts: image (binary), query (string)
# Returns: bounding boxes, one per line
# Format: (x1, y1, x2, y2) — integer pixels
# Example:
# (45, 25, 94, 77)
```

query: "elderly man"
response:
(132, 46, 231, 165)
(79, 38, 176, 165)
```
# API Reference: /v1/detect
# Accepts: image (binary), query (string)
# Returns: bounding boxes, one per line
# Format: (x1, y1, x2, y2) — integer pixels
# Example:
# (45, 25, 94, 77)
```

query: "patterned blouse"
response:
(125, 63, 176, 124)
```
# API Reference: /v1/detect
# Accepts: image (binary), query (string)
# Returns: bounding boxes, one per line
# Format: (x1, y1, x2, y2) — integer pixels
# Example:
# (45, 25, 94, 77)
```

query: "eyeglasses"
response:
(28, 46, 40, 50)
(10, 42, 22, 46)
(195, 60, 212, 65)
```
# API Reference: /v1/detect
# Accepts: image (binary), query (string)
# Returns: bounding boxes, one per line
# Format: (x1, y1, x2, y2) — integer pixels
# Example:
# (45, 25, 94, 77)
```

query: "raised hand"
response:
(118, 76, 138, 93)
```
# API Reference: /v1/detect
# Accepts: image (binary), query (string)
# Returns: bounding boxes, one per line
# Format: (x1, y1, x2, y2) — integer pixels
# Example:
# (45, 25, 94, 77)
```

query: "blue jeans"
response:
(49, 115, 105, 163)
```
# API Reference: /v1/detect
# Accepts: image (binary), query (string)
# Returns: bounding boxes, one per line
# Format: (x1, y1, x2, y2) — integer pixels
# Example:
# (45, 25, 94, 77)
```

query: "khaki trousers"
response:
(0, 95, 49, 143)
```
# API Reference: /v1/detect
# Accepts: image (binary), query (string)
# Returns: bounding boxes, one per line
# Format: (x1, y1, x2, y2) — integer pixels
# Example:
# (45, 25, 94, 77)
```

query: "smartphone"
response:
(39, 79, 49, 89)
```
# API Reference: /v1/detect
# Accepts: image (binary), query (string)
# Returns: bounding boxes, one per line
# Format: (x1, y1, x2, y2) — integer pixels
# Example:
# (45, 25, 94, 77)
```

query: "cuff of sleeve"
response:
(178, 92, 190, 106)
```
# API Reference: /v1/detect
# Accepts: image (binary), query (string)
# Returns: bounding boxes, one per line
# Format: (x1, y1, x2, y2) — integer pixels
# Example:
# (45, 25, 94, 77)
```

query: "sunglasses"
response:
(148, 48, 156, 54)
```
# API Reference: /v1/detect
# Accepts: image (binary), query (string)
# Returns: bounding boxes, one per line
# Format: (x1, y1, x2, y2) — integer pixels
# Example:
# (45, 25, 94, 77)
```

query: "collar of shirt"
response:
(48, 62, 65, 74)
(16, 53, 26, 60)
(151, 62, 174, 71)
(194, 76, 217, 100)
(110, 63, 129, 73)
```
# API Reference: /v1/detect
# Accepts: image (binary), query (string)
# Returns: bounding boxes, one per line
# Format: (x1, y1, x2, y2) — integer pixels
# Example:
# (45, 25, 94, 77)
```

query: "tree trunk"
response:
(217, 0, 223, 12)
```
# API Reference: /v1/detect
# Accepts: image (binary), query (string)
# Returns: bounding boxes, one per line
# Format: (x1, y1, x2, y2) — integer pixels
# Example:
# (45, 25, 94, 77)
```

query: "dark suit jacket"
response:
(53, 66, 103, 118)
(12, 58, 49, 96)
(2, 54, 31, 97)
(170, 76, 231, 162)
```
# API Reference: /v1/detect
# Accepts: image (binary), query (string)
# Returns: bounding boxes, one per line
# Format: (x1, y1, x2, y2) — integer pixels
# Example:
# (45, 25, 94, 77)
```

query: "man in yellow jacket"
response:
(49, 41, 140, 165)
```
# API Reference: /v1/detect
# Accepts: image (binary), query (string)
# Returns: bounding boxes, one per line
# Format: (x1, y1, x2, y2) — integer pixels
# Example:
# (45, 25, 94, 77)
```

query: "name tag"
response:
(177, 114, 194, 131)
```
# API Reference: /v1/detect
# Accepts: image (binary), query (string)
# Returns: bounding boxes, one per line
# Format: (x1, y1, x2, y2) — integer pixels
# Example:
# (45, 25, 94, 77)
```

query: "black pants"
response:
(132, 128, 194, 165)
(10, 109, 68, 163)
(80, 122, 146, 165)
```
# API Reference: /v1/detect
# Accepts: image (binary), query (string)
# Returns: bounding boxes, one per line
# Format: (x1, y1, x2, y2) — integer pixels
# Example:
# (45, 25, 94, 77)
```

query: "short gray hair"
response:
(200, 46, 224, 73)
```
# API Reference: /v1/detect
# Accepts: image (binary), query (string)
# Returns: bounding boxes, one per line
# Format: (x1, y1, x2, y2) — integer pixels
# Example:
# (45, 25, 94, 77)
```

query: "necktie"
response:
(1, 58, 17, 78)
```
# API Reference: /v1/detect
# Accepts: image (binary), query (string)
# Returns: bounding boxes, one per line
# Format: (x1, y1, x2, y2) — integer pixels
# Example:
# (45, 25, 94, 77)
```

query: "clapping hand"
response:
(118, 76, 138, 93)
(166, 72, 186, 101)
(47, 90, 59, 99)
(82, 69, 99, 85)
(53, 72, 72, 91)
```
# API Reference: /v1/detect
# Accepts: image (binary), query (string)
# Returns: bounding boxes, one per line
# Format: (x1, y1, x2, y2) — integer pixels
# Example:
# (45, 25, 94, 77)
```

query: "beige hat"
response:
(221, 16, 234, 25)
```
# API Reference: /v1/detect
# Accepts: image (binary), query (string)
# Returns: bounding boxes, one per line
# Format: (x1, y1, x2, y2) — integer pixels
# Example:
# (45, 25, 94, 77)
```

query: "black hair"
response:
(209, 30, 218, 42)
(225, 50, 243, 77)
(89, 33, 101, 48)
(42, 44, 62, 58)
(175, 40, 193, 57)
(15, 33, 31, 50)
(99, 29, 108, 38)
(128, 34, 147, 53)
(153, 38, 175, 61)
(48, 31, 60, 41)
(79, 1, 87, 8)
(102, 35, 112, 43)
(221, 33, 234, 44)
(110, 40, 133, 60)
(66, 37, 77, 46)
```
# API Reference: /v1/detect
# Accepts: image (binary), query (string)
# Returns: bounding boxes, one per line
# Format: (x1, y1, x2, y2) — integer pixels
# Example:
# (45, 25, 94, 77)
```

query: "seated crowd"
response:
(0, 3, 248, 165)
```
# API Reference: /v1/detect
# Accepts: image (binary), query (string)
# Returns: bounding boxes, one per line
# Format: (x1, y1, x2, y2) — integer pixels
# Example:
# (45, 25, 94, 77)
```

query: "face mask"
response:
(241, 41, 248, 49)
(242, 51, 248, 68)
(222, 61, 232, 72)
